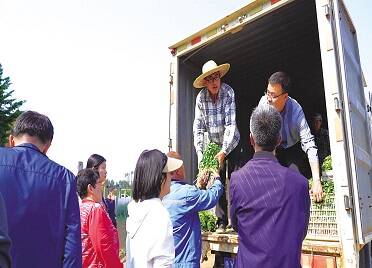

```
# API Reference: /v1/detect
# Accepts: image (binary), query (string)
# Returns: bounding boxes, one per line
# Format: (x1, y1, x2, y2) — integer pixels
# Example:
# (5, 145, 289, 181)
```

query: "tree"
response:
(118, 180, 131, 189)
(0, 64, 25, 146)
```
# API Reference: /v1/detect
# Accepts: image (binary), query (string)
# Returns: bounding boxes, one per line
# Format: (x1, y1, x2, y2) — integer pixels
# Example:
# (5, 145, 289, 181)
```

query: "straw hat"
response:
(193, 60, 230, 89)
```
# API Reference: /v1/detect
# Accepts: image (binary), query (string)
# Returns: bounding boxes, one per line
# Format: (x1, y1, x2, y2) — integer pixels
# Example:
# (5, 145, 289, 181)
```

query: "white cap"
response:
(162, 157, 183, 173)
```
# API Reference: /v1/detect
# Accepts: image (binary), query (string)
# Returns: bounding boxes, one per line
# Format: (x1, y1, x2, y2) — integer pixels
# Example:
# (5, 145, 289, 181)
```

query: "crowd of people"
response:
(0, 59, 330, 268)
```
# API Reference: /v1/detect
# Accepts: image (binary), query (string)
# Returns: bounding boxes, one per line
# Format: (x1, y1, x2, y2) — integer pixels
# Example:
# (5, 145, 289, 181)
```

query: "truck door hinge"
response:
(324, 4, 330, 18)
(344, 195, 353, 211)
(169, 74, 173, 86)
(334, 97, 342, 111)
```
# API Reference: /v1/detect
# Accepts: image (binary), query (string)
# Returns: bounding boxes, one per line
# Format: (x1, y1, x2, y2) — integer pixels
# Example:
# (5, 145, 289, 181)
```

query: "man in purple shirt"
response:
(230, 105, 310, 267)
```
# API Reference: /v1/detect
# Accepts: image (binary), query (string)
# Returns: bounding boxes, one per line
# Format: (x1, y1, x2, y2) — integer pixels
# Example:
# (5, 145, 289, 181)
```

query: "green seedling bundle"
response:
(197, 142, 221, 185)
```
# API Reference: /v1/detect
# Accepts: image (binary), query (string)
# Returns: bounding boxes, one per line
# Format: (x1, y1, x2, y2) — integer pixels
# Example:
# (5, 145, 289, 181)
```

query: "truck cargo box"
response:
(169, 0, 372, 266)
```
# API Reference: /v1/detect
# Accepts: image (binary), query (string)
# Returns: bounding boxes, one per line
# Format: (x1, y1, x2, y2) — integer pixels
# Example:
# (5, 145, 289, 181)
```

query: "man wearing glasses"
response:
(193, 60, 240, 234)
(259, 71, 323, 202)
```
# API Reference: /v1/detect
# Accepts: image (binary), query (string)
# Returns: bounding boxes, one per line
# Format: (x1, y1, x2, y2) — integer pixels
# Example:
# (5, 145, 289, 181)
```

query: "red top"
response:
(80, 199, 122, 268)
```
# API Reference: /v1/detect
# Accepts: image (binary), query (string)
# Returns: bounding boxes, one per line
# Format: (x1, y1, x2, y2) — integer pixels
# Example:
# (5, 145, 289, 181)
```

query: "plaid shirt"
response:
(193, 83, 240, 156)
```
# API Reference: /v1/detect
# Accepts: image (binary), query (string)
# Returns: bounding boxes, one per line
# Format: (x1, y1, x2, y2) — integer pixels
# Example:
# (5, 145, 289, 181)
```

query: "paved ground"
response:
(201, 251, 215, 268)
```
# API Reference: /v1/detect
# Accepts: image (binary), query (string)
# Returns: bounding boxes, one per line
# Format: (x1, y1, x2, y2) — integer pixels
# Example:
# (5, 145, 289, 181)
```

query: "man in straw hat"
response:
(193, 60, 240, 233)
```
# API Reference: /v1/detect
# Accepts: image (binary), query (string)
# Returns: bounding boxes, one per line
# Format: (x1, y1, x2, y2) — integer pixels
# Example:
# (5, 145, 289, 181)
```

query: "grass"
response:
(117, 215, 127, 252)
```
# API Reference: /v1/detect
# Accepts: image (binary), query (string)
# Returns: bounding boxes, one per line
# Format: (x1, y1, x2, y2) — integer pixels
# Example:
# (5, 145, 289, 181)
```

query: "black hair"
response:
(313, 113, 323, 121)
(76, 168, 100, 199)
(86, 154, 106, 170)
(250, 105, 282, 152)
(132, 149, 167, 202)
(11, 111, 54, 144)
(268, 71, 291, 93)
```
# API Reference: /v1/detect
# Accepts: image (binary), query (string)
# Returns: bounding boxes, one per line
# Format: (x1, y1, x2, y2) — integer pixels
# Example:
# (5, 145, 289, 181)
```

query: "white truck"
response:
(168, 0, 372, 267)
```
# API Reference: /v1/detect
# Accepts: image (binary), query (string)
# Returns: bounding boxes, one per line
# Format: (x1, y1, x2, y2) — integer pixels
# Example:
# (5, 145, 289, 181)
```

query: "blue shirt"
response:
(104, 198, 117, 227)
(0, 192, 11, 268)
(162, 180, 223, 268)
(259, 96, 318, 163)
(193, 83, 240, 155)
(230, 151, 310, 268)
(0, 143, 82, 268)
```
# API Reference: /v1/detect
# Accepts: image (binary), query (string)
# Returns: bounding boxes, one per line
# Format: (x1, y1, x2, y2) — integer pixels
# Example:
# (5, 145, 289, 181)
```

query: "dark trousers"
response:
(276, 142, 311, 178)
(215, 146, 241, 227)
(214, 146, 244, 267)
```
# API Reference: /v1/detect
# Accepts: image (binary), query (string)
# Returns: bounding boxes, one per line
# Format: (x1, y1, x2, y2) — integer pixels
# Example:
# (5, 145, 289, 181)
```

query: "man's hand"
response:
(196, 170, 220, 189)
(309, 160, 323, 202)
(196, 170, 209, 189)
(311, 179, 323, 202)
(207, 170, 220, 188)
(210, 170, 220, 179)
(215, 151, 226, 169)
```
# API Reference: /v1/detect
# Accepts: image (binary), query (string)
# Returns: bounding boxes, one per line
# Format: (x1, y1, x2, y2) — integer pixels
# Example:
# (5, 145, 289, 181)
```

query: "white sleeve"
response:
(149, 213, 175, 267)
(193, 93, 206, 155)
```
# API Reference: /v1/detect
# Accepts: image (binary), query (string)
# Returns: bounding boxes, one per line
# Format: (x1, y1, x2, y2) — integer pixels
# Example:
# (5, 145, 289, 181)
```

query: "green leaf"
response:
(321, 155, 332, 171)
(199, 210, 217, 232)
(199, 142, 221, 172)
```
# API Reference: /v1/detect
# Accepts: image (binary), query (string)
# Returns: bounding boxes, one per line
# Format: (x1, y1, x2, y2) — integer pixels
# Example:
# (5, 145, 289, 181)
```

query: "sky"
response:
(0, 0, 370, 181)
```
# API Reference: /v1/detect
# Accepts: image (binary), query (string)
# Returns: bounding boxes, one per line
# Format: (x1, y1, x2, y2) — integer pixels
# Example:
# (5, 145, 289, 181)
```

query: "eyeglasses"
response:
(204, 73, 220, 83)
(265, 91, 287, 99)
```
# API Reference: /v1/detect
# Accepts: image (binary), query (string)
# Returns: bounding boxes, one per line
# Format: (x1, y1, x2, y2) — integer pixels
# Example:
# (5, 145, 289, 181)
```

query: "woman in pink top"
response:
(77, 169, 123, 268)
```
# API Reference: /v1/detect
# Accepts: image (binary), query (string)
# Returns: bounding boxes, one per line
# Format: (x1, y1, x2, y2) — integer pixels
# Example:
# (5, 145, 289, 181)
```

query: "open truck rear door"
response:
(330, 0, 372, 245)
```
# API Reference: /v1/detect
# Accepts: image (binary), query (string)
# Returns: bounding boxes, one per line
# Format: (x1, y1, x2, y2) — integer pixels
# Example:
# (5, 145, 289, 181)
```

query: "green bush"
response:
(199, 211, 217, 232)
(308, 178, 334, 208)
(199, 142, 221, 172)
(321, 155, 332, 171)
(197, 143, 221, 186)
(198, 144, 220, 231)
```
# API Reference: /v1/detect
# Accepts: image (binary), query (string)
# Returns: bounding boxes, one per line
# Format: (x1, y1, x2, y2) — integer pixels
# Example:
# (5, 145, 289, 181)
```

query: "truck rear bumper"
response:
(202, 232, 342, 267)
